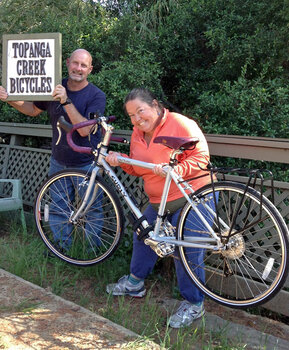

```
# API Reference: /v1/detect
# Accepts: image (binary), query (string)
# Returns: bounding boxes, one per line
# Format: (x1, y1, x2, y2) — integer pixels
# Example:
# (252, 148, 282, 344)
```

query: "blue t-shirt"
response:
(34, 79, 106, 166)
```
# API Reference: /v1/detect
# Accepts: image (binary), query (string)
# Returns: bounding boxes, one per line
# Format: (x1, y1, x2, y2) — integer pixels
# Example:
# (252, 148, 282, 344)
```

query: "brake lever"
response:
(56, 122, 62, 145)
(56, 116, 74, 145)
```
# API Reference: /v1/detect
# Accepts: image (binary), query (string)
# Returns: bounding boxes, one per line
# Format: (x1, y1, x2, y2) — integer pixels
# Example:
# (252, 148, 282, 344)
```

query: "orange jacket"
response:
(119, 109, 211, 203)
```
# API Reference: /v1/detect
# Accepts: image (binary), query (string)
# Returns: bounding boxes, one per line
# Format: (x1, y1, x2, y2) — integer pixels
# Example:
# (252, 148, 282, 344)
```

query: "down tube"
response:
(101, 160, 148, 223)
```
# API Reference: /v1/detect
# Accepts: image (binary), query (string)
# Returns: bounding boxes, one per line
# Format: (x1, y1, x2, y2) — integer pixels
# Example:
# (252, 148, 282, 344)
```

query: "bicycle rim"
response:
(34, 170, 124, 266)
(177, 181, 289, 308)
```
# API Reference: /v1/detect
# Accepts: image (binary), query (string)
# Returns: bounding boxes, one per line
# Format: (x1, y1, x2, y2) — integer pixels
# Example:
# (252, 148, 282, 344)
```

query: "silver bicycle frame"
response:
(69, 120, 224, 250)
(102, 154, 223, 250)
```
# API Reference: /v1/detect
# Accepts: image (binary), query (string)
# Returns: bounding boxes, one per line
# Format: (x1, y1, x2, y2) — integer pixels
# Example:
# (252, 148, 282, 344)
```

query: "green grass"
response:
(0, 298, 42, 314)
(0, 214, 259, 349)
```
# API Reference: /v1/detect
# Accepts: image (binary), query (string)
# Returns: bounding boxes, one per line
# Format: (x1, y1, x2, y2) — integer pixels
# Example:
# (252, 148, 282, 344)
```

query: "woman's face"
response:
(125, 98, 161, 134)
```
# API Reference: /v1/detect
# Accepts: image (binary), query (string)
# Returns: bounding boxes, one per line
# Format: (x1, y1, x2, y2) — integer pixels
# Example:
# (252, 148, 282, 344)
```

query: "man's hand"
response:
(52, 84, 68, 104)
(0, 86, 8, 101)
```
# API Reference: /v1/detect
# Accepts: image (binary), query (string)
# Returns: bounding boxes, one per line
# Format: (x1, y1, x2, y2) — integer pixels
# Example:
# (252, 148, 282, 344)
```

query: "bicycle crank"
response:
(144, 238, 175, 257)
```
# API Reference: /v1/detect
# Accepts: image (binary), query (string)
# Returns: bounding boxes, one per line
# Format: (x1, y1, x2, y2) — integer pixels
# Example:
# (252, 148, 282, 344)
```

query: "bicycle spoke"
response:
(177, 181, 289, 308)
(35, 170, 123, 266)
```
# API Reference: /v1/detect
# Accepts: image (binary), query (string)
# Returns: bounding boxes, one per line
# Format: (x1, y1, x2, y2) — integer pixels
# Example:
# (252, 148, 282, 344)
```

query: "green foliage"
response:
(0, 0, 288, 138)
(193, 67, 289, 138)
(91, 45, 163, 129)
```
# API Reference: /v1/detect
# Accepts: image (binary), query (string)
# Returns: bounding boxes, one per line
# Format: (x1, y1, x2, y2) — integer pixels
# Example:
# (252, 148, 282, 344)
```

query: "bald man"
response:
(0, 49, 106, 250)
(0, 48, 106, 170)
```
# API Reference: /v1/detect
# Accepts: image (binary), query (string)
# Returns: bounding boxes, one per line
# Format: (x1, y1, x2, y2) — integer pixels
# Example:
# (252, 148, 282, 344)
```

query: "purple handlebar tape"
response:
(63, 116, 125, 154)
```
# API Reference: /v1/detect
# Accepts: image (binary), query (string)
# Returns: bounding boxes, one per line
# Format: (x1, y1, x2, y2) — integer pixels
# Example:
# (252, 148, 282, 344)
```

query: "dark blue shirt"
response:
(34, 79, 106, 166)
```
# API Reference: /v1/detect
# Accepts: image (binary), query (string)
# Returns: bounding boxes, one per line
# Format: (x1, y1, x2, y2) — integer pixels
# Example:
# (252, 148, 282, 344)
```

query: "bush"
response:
(1, 0, 289, 138)
(192, 67, 289, 138)
(91, 45, 164, 129)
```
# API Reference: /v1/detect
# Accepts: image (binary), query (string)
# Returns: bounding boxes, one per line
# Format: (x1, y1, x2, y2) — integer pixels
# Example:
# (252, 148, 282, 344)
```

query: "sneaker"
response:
(106, 275, 146, 298)
(169, 300, 205, 328)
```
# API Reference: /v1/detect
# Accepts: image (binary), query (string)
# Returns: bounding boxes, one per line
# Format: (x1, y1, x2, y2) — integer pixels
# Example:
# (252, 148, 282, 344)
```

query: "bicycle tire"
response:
(34, 169, 124, 266)
(177, 181, 289, 308)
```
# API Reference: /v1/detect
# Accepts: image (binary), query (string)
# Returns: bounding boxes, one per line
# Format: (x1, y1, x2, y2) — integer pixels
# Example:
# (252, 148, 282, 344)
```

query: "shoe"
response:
(169, 300, 205, 328)
(106, 275, 146, 298)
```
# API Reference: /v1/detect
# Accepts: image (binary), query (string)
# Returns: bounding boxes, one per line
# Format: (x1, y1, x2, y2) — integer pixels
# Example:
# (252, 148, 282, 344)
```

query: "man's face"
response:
(66, 51, 93, 82)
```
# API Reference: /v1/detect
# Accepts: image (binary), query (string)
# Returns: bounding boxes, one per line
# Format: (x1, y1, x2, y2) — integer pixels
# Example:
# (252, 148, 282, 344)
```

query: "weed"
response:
(0, 298, 41, 314)
(0, 215, 272, 349)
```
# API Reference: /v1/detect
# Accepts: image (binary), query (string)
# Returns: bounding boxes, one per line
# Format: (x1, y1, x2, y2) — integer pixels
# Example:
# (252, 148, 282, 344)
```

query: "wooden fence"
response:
(0, 122, 289, 316)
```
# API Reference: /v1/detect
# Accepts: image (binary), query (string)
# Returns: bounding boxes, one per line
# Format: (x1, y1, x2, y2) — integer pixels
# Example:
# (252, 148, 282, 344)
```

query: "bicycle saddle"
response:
(153, 136, 199, 150)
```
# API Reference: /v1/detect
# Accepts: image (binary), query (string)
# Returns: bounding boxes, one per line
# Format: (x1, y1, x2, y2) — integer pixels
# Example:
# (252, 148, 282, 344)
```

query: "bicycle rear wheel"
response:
(177, 181, 289, 308)
(34, 169, 124, 266)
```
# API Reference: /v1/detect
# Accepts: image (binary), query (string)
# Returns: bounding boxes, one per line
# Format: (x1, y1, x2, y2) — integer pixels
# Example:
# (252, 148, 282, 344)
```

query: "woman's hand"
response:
(105, 151, 121, 167)
(153, 163, 167, 177)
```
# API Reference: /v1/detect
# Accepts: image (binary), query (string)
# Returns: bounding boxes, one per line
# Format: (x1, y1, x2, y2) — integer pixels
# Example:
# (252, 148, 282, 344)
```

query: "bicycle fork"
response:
(68, 165, 101, 224)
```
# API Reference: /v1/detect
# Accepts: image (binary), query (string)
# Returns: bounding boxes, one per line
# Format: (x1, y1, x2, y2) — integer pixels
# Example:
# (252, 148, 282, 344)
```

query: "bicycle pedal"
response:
(144, 238, 175, 257)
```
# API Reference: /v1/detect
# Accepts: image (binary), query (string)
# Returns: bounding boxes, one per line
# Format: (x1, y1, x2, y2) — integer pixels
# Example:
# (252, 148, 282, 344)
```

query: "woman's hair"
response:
(123, 88, 164, 115)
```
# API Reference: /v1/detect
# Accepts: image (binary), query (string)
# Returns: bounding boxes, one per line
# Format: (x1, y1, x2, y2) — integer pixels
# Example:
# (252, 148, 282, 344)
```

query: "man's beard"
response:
(69, 72, 85, 82)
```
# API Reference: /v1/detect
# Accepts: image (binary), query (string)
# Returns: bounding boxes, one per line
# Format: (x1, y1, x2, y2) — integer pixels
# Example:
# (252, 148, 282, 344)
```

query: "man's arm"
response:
(52, 84, 94, 137)
(0, 86, 42, 117)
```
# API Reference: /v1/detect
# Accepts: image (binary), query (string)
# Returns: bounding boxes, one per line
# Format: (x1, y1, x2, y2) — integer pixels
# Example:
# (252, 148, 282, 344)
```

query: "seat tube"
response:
(154, 167, 173, 234)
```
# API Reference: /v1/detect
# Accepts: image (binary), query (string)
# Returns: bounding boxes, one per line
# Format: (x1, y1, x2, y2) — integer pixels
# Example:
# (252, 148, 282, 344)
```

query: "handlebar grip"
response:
(57, 116, 74, 133)
(111, 136, 130, 144)
(56, 115, 118, 154)
(107, 115, 116, 123)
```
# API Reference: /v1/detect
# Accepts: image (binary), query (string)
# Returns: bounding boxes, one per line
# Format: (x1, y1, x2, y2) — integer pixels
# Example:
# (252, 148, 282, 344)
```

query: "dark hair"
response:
(123, 88, 164, 115)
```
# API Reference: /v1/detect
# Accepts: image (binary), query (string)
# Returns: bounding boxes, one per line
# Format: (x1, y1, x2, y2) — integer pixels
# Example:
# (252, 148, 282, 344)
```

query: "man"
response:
(0, 48, 106, 249)
(0, 48, 106, 173)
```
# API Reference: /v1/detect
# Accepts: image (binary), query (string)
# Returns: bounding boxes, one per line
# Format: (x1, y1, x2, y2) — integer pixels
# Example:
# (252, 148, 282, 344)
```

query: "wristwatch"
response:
(61, 98, 72, 106)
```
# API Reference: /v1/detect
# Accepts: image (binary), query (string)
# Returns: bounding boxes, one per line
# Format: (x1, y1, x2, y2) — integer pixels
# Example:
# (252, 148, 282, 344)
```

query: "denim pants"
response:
(130, 197, 216, 304)
(48, 157, 103, 248)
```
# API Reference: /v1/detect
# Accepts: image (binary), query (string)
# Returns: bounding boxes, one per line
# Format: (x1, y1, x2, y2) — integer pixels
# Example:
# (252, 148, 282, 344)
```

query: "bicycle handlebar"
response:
(57, 115, 128, 154)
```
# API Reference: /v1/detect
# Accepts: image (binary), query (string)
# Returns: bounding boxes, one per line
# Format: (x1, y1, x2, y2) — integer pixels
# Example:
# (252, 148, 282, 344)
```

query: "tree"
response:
(1, 0, 289, 136)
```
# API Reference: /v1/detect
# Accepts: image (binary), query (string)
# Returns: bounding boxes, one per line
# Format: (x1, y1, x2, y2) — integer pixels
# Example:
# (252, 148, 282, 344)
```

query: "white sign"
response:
(2, 33, 62, 101)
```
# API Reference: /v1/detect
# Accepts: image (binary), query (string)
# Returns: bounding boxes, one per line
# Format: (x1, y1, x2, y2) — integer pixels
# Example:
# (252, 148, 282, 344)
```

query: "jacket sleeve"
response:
(174, 147, 210, 178)
(174, 120, 210, 178)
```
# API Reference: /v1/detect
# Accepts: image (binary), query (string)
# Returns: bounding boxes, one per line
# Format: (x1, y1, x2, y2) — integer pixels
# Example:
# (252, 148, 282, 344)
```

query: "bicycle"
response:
(34, 114, 289, 309)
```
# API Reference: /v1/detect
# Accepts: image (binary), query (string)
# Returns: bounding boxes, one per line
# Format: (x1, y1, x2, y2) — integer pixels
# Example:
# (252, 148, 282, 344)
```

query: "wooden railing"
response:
(1, 122, 289, 316)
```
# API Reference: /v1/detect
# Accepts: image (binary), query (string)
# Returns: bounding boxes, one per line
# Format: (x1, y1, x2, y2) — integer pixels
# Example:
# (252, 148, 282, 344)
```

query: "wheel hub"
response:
(221, 230, 246, 259)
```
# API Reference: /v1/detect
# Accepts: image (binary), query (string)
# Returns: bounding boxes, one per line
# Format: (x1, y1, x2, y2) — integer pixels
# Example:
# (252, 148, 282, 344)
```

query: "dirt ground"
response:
(54, 272, 289, 345)
(0, 216, 289, 349)
(0, 269, 161, 350)
(204, 298, 289, 341)
(1, 267, 289, 350)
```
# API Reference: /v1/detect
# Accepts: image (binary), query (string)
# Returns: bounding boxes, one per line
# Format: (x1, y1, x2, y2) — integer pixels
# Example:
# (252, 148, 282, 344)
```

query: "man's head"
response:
(66, 49, 93, 83)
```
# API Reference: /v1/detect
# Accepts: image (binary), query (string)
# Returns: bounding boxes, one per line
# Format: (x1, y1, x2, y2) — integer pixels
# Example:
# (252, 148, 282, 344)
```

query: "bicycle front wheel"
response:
(34, 169, 124, 266)
(177, 181, 289, 308)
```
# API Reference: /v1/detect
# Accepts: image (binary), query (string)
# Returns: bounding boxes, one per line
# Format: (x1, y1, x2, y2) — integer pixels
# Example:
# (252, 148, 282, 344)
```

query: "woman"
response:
(105, 88, 213, 328)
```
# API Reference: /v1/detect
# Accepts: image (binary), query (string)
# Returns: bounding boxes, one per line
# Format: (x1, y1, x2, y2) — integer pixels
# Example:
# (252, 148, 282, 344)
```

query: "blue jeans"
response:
(48, 157, 103, 248)
(130, 196, 217, 304)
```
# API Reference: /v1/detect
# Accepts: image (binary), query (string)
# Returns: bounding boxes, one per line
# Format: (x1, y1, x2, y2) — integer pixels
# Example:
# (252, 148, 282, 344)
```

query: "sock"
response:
(195, 301, 203, 307)
(128, 274, 143, 285)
